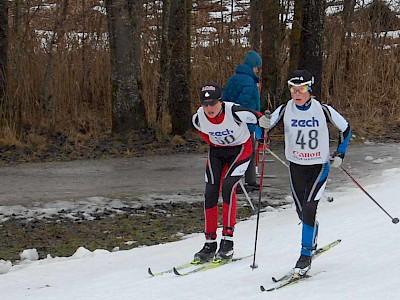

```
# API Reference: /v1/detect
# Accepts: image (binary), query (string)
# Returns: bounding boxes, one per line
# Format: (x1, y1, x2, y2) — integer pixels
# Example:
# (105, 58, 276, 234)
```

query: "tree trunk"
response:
(106, 0, 146, 135)
(288, 0, 303, 74)
(0, 0, 8, 109)
(155, 0, 171, 140)
(250, 0, 262, 52)
(168, 0, 192, 136)
(342, 0, 356, 77)
(298, 0, 326, 100)
(10, 0, 23, 137)
(261, 0, 281, 109)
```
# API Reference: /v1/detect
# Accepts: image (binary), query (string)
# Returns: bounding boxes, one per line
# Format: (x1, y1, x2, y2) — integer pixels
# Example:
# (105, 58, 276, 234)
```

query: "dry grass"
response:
(0, 126, 26, 148)
(1, 3, 399, 145)
(171, 135, 188, 146)
(323, 18, 400, 138)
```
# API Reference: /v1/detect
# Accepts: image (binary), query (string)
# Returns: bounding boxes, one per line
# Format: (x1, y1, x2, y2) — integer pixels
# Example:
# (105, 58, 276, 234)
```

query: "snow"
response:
(19, 249, 39, 262)
(0, 167, 400, 299)
(0, 194, 202, 223)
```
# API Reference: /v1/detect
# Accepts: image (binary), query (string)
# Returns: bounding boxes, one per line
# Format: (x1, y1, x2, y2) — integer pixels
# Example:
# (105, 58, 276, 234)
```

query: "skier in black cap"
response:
(266, 70, 351, 276)
(192, 82, 270, 263)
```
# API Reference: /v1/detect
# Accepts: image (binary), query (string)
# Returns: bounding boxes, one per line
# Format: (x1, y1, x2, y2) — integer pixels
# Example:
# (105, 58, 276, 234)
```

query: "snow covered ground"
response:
(1, 166, 400, 299)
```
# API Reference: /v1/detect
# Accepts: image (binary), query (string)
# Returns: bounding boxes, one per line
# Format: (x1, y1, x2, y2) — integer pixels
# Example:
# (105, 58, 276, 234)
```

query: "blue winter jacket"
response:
(222, 64, 261, 133)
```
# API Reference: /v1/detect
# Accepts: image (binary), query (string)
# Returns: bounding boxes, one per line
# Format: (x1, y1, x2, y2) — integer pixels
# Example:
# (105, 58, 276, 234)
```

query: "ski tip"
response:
(148, 267, 154, 276)
(271, 276, 278, 282)
(260, 285, 273, 292)
(173, 267, 181, 276)
(332, 238, 342, 245)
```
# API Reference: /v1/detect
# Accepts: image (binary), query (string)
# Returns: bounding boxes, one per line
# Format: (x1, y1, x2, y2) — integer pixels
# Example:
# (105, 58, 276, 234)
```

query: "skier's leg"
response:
(216, 142, 252, 259)
(291, 162, 329, 274)
(288, 162, 307, 220)
(217, 173, 241, 260)
(203, 148, 224, 240)
(301, 161, 330, 254)
(220, 141, 252, 236)
(194, 148, 223, 262)
(244, 133, 258, 187)
(301, 201, 319, 256)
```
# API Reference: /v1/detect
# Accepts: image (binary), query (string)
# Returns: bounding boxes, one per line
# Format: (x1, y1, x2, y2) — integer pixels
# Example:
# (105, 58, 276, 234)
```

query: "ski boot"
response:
(193, 241, 217, 264)
(294, 254, 312, 277)
(214, 238, 234, 261)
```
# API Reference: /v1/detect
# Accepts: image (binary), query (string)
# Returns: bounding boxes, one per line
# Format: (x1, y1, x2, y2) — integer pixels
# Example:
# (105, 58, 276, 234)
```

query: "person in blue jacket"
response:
(222, 50, 262, 192)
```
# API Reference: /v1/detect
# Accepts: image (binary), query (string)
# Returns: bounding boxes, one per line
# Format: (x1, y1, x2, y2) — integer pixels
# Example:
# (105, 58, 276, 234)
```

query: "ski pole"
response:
(340, 166, 399, 224)
(250, 111, 270, 270)
(265, 147, 289, 168)
(238, 180, 256, 213)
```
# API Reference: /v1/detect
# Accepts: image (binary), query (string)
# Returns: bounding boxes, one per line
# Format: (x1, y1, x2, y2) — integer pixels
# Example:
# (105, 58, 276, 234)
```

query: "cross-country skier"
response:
(267, 69, 351, 276)
(192, 82, 270, 263)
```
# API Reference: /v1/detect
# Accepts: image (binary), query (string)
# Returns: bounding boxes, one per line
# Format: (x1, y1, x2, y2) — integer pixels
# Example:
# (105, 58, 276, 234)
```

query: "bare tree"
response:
(288, 0, 303, 75)
(168, 0, 192, 135)
(105, 0, 146, 135)
(155, 0, 171, 139)
(0, 0, 8, 109)
(342, 0, 356, 79)
(250, 0, 262, 52)
(10, 0, 22, 136)
(0, 0, 396, 144)
(261, 0, 281, 109)
(298, 0, 326, 99)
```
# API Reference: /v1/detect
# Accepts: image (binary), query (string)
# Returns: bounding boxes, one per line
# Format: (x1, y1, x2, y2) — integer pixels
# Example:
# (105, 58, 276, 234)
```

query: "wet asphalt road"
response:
(0, 142, 399, 206)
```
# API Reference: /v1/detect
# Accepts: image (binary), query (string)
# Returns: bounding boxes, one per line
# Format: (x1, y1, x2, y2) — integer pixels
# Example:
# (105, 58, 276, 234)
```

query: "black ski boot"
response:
(193, 241, 217, 263)
(215, 239, 234, 260)
(294, 254, 312, 276)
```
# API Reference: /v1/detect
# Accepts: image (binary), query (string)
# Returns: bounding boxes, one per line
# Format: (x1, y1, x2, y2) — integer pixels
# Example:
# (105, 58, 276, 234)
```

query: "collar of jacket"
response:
(235, 64, 259, 82)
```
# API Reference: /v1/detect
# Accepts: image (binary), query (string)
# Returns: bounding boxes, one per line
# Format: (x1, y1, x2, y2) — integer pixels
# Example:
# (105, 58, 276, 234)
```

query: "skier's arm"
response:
(231, 104, 263, 124)
(322, 105, 351, 155)
(267, 104, 286, 133)
(192, 113, 213, 145)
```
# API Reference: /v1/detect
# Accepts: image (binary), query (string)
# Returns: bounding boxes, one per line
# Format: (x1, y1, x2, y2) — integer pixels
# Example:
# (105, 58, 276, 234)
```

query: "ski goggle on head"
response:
(287, 76, 314, 94)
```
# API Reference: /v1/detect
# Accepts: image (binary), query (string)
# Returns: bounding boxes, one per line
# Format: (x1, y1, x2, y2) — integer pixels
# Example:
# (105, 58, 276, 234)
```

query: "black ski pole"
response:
(250, 111, 270, 270)
(340, 166, 399, 224)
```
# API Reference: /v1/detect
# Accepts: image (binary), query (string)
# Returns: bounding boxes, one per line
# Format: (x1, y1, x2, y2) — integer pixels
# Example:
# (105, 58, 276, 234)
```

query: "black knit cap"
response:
(200, 83, 222, 105)
(287, 70, 314, 87)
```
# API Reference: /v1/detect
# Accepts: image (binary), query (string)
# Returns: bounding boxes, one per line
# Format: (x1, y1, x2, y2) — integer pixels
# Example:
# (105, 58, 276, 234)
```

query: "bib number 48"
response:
(296, 130, 318, 149)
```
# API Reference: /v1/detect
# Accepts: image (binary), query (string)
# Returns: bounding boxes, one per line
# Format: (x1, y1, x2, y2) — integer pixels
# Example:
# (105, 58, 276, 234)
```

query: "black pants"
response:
(289, 162, 330, 226)
(203, 140, 252, 238)
(244, 133, 257, 184)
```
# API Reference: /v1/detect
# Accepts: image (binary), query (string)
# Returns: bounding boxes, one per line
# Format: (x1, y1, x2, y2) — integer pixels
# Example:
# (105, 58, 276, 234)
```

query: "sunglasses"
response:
(289, 85, 310, 94)
(201, 99, 220, 107)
